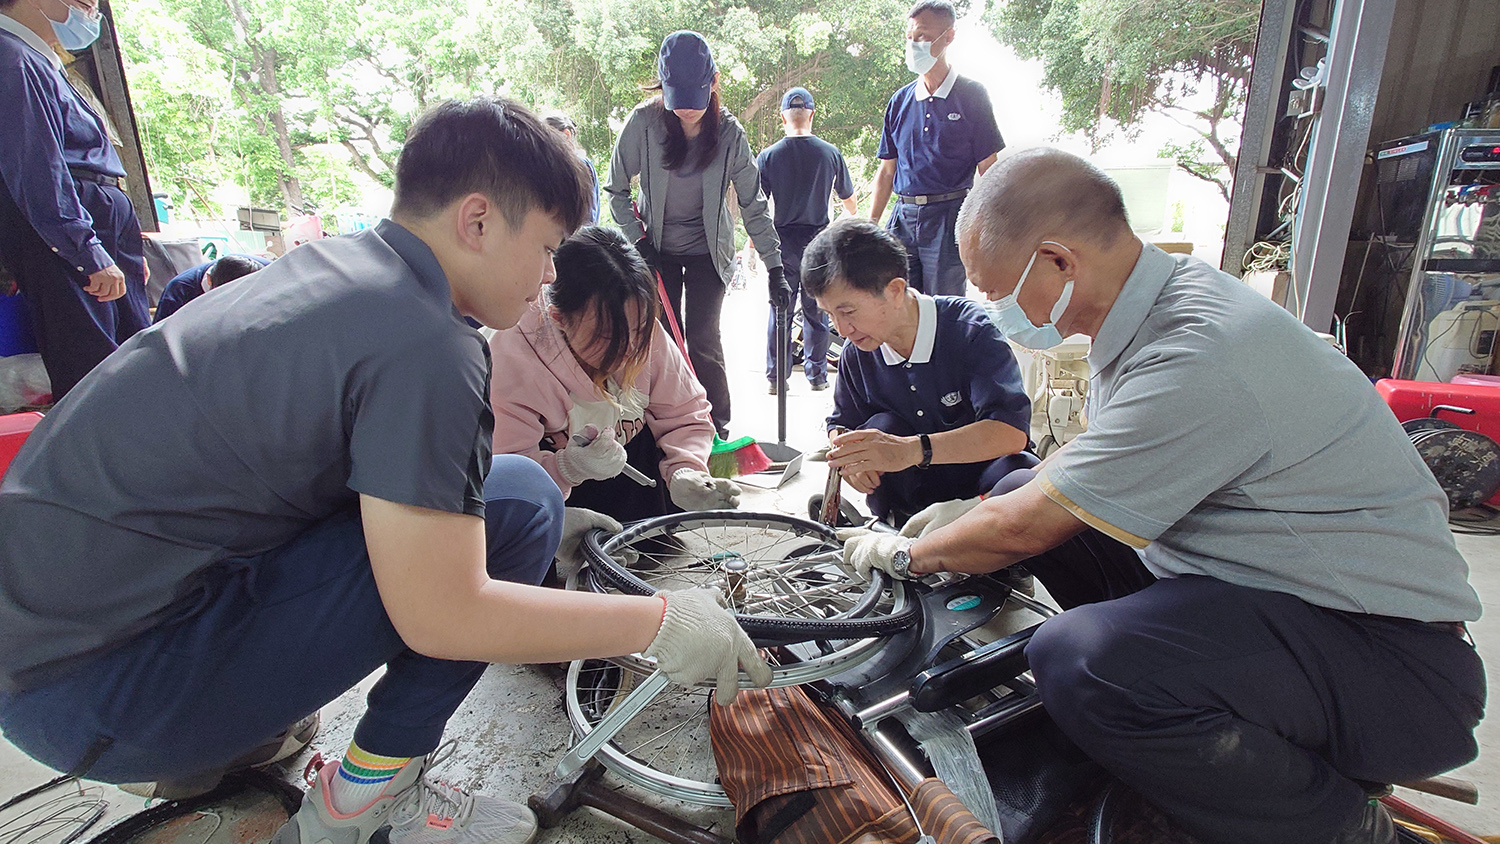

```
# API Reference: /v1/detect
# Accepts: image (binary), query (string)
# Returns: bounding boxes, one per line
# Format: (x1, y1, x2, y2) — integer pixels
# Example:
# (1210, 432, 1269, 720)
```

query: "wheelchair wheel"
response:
(566, 512, 915, 804)
(563, 625, 902, 808)
(565, 658, 731, 806)
(581, 511, 920, 645)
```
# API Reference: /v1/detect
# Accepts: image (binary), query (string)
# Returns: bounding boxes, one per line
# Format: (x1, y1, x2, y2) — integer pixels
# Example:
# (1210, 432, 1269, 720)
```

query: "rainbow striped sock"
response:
(328, 742, 414, 815)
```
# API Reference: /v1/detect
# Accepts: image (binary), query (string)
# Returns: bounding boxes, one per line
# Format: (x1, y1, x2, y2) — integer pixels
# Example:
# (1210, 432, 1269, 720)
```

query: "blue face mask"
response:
(49, 4, 101, 51)
(985, 242, 1075, 350)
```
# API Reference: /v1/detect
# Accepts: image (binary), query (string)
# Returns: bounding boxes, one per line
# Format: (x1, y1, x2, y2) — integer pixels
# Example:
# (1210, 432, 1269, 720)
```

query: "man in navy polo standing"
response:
(756, 87, 857, 394)
(868, 0, 1004, 297)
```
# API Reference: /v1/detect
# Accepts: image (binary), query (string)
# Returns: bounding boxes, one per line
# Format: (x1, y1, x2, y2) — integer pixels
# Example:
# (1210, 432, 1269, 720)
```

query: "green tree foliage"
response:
(493, 0, 915, 216)
(116, 0, 917, 221)
(988, 0, 1259, 199)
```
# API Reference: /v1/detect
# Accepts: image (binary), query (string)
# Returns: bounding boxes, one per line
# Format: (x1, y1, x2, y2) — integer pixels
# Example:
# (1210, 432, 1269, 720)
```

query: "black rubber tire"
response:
(1402, 417, 1461, 435)
(582, 511, 920, 645)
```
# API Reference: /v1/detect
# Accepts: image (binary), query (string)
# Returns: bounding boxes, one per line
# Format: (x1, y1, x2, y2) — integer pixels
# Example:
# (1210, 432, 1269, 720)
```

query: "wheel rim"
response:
(565, 658, 732, 806)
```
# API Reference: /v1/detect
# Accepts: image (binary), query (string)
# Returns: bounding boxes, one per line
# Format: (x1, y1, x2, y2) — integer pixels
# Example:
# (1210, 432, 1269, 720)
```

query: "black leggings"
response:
(657, 253, 729, 436)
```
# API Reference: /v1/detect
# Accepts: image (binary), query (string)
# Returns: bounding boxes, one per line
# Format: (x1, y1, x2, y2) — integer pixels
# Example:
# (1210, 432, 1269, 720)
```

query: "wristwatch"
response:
(891, 540, 915, 579)
(916, 434, 933, 470)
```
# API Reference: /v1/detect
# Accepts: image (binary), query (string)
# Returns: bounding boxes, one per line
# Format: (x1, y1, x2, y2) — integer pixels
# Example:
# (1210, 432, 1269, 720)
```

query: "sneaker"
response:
(120, 712, 320, 800)
(810, 380, 829, 392)
(272, 742, 537, 844)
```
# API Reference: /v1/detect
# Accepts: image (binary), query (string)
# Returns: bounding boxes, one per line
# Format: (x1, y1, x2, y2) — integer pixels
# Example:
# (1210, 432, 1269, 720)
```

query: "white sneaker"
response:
(272, 742, 537, 844)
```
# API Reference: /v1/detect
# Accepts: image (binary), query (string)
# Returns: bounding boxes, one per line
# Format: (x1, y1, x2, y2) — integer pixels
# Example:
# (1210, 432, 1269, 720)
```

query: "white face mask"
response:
(984, 241, 1075, 350)
(905, 27, 949, 75)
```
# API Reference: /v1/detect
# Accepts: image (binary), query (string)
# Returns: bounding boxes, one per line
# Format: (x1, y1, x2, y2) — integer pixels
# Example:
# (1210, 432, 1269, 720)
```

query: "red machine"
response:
(1376, 379, 1500, 506)
(0, 411, 42, 479)
(1377, 379, 1500, 440)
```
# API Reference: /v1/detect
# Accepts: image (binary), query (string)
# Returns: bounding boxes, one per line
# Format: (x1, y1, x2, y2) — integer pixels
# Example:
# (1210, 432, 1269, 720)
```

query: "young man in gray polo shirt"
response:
(0, 98, 769, 844)
(840, 149, 1484, 844)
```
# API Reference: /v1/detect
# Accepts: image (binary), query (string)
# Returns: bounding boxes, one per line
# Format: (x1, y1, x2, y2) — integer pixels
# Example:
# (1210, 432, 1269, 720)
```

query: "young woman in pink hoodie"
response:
(489, 227, 741, 523)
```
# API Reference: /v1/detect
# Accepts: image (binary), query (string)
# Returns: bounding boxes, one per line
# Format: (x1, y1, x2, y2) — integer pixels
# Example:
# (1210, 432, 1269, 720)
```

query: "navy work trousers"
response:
(765, 224, 830, 386)
(0, 175, 150, 401)
(860, 411, 1037, 524)
(0, 456, 563, 784)
(995, 472, 1487, 843)
(887, 197, 966, 297)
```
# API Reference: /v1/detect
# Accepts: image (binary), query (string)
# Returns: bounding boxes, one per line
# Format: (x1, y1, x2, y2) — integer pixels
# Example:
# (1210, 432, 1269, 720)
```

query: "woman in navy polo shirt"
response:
(807, 216, 1034, 527)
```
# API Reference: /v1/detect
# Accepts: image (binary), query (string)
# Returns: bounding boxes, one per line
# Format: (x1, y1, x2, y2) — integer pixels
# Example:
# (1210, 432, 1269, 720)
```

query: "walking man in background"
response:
(868, 0, 1004, 296)
(757, 86, 857, 394)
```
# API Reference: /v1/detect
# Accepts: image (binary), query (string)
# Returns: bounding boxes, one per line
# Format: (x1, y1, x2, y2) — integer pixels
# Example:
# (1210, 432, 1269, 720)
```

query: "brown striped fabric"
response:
(710, 685, 1000, 844)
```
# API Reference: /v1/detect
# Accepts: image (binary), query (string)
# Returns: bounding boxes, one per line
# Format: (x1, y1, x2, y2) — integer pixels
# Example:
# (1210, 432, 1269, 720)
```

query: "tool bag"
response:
(709, 684, 1000, 844)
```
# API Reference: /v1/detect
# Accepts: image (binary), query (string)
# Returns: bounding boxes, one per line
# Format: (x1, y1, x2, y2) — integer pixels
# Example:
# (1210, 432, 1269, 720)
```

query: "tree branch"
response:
(1176, 157, 1232, 202)
(339, 139, 386, 184)
(740, 51, 829, 127)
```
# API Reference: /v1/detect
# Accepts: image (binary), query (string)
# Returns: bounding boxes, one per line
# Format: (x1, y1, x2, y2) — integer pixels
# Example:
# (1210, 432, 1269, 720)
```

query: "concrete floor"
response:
(5, 281, 1500, 842)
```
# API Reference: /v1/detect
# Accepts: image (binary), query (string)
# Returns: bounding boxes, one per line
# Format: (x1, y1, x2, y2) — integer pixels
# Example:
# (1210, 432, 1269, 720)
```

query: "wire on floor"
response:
(0, 779, 107, 844)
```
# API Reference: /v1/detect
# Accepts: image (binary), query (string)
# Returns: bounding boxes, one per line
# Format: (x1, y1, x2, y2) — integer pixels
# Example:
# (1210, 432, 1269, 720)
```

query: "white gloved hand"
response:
(900, 496, 982, 538)
(642, 587, 773, 705)
(836, 528, 915, 581)
(556, 427, 628, 486)
(668, 467, 742, 511)
(555, 507, 623, 581)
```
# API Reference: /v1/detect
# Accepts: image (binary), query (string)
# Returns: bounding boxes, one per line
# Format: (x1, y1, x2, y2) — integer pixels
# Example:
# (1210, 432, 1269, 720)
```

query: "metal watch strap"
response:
(917, 433, 933, 469)
(891, 544, 913, 579)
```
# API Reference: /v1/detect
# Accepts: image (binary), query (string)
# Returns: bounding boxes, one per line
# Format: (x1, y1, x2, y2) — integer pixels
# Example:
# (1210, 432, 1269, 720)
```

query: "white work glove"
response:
(668, 467, 742, 511)
(642, 587, 773, 705)
(556, 426, 628, 486)
(836, 528, 915, 581)
(900, 496, 982, 538)
(555, 507, 623, 581)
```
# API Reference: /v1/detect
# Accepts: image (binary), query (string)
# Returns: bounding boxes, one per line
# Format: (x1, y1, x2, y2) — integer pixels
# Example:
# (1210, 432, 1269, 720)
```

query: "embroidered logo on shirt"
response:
(941, 391, 962, 406)
(947, 112, 962, 121)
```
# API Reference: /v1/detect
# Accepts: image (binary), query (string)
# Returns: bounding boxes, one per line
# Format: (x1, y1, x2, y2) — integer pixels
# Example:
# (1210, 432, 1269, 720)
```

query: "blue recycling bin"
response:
(0, 293, 38, 357)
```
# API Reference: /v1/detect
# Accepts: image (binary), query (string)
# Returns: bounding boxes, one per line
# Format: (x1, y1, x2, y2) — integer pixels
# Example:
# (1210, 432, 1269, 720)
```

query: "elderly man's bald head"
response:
(957, 149, 1131, 261)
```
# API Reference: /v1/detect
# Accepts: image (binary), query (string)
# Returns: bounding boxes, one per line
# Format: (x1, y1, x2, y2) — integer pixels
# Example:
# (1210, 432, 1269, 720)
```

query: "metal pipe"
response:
(967, 696, 1045, 737)
(1006, 591, 1058, 618)
(852, 691, 912, 728)
(865, 724, 927, 788)
(1298, 23, 1330, 43)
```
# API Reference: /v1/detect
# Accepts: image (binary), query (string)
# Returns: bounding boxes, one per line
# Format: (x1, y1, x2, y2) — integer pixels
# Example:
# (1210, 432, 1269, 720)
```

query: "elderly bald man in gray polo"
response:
(837, 148, 1485, 844)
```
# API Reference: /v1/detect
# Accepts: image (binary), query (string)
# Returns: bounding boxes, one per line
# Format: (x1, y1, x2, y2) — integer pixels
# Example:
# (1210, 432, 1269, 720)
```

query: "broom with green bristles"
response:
(708, 433, 772, 478)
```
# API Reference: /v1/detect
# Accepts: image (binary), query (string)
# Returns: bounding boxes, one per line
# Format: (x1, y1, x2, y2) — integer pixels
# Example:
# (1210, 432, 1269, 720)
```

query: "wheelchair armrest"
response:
(909, 622, 1041, 712)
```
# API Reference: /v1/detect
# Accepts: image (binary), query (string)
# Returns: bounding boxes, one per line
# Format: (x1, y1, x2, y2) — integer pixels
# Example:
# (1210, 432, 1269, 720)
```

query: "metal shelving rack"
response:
(1391, 128, 1500, 381)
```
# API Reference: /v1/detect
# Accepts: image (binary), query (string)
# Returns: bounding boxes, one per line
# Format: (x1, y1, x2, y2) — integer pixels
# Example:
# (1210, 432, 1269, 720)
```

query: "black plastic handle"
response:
(909, 622, 1041, 712)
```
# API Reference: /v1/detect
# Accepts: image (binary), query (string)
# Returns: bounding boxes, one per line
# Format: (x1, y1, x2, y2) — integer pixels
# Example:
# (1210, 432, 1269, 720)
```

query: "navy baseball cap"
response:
(658, 31, 716, 111)
(781, 87, 815, 111)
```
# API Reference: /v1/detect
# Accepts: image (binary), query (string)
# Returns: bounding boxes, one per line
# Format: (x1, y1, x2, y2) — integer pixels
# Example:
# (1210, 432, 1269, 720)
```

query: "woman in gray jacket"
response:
(606, 30, 787, 439)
